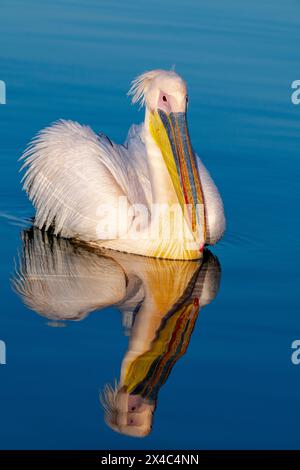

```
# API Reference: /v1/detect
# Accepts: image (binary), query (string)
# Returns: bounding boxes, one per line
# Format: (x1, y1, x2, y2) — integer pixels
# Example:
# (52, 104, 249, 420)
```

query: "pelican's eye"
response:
(162, 95, 167, 102)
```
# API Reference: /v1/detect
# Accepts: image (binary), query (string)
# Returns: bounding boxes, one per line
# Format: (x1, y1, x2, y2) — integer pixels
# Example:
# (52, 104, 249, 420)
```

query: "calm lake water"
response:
(1, 0, 300, 450)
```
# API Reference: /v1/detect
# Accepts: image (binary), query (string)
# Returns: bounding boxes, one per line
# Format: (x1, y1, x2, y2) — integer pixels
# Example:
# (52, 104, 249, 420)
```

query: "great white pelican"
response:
(21, 70, 225, 260)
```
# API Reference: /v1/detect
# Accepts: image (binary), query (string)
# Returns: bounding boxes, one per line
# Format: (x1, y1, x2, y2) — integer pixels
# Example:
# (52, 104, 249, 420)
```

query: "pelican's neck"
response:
(99, 110, 202, 260)
(143, 108, 178, 206)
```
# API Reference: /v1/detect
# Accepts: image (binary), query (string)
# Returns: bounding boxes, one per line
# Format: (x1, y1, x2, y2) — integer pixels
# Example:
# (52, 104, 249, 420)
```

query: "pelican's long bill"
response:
(149, 109, 207, 249)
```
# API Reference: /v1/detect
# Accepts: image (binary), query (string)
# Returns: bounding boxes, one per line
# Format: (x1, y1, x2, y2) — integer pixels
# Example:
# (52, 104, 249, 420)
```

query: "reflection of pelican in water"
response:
(12, 227, 221, 437)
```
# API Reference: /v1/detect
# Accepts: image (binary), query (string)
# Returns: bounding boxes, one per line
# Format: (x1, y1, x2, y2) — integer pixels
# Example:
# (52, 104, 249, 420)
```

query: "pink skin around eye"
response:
(127, 394, 145, 412)
(158, 91, 172, 113)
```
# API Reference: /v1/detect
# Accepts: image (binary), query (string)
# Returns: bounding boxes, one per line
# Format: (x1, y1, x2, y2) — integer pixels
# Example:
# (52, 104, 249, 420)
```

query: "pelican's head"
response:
(129, 70, 206, 249)
(129, 69, 188, 113)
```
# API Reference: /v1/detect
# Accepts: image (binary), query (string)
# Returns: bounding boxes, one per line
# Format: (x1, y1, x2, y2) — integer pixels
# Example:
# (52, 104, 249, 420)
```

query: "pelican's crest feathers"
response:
(128, 69, 169, 106)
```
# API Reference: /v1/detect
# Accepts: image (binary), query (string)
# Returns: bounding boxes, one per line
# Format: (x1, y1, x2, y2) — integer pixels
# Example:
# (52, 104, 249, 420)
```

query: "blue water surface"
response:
(0, 0, 300, 450)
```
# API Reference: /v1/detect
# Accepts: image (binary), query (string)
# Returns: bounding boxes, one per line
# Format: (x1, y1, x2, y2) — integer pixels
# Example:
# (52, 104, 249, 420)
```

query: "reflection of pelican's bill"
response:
(100, 250, 221, 438)
(123, 297, 200, 401)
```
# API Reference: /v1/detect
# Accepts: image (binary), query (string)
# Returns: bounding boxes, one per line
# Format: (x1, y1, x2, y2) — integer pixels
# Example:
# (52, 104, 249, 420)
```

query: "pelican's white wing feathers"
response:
(21, 120, 150, 241)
